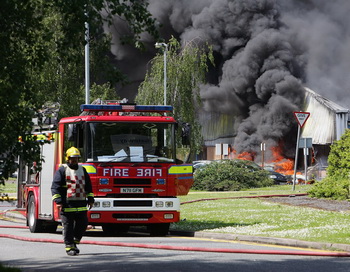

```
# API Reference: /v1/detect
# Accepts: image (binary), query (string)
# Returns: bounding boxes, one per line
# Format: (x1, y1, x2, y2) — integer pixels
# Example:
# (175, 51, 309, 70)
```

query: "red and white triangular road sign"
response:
(293, 112, 310, 128)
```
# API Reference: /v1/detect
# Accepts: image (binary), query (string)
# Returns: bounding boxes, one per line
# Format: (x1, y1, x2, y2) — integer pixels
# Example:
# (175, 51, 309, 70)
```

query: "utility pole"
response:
(155, 42, 168, 146)
(155, 42, 168, 106)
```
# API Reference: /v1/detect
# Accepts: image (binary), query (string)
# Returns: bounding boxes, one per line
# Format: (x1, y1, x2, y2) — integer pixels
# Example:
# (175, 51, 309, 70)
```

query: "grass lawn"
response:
(172, 185, 350, 245)
(0, 179, 17, 195)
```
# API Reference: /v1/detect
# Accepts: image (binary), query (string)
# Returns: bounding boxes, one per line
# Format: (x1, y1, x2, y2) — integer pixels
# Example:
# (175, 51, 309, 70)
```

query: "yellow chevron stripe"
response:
(82, 164, 97, 174)
(168, 165, 193, 174)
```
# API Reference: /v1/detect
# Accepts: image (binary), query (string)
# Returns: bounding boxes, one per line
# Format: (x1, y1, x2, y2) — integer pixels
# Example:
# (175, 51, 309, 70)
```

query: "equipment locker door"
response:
(39, 141, 56, 218)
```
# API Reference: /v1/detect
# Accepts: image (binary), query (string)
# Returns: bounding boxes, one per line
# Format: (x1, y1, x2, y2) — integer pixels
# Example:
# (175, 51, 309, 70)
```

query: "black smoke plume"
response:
(106, 0, 350, 158)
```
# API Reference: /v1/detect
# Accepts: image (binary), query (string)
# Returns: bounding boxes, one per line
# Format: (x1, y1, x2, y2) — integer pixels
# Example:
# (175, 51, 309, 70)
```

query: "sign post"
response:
(215, 143, 229, 160)
(299, 137, 312, 183)
(260, 142, 266, 168)
(292, 112, 310, 191)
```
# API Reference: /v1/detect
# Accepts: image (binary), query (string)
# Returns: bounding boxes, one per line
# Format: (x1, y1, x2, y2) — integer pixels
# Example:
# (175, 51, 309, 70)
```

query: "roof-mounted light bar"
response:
(80, 104, 173, 113)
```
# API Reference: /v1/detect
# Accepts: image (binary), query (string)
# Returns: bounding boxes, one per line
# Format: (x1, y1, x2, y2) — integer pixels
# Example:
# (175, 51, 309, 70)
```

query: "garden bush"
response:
(308, 177, 350, 200)
(308, 129, 350, 200)
(327, 129, 350, 178)
(193, 159, 273, 191)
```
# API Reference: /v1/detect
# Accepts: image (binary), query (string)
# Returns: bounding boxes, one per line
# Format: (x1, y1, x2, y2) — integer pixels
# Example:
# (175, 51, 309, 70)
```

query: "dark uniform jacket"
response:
(51, 164, 94, 211)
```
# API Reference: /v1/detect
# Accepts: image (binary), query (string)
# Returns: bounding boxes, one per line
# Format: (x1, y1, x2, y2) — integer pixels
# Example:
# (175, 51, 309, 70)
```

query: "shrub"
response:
(327, 129, 350, 179)
(308, 177, 350, 200)
(193, 159, 273, 191)
(308, 129, 350, 200)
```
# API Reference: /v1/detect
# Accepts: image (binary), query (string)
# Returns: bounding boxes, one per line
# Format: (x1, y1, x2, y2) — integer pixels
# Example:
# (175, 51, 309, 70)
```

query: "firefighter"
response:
(51, 147, 94, 256)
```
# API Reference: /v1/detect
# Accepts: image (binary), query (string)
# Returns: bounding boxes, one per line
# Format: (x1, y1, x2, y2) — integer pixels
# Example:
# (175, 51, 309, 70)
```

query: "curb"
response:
(2, 210, 26, 221)
(170, 230, 350, 252)
(193, 232, 350, 252)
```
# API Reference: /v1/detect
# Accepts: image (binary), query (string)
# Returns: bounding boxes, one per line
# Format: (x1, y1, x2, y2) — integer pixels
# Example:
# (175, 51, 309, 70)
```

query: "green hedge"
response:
(193, 160, 273, 191)
(0, 263, 21, 272)
(307, 129, 350, 200)
(308, 177, 350, 200)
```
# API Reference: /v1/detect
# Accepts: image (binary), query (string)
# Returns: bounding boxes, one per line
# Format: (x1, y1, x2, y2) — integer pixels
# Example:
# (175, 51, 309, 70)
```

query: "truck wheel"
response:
(102, 224, 130, 235)
(149, 223, 170, 236)
(27, 195, 44, 233)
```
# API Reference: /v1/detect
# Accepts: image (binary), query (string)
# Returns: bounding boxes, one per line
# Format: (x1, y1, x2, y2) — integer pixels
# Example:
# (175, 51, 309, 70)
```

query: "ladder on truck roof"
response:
(32, 102, 60, 132)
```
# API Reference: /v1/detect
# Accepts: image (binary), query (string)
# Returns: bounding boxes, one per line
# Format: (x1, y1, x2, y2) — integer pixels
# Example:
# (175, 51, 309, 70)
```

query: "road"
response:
(0, 215, 349, 272)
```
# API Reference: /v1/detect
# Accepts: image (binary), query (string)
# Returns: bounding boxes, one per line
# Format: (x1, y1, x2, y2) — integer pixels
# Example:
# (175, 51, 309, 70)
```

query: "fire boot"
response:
(65, 245, 77, 256)
(74, 240, 80, 254)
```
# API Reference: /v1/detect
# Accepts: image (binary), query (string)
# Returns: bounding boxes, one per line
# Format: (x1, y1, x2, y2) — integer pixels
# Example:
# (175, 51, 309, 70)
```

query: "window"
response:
(85, 122, 175, 163)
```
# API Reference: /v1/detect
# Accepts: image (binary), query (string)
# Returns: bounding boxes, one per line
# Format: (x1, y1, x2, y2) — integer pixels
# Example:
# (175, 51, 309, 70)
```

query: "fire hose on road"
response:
(0, 228, 349, 257)
(1, 230, 349, 258)
(1, 194, 350, 257)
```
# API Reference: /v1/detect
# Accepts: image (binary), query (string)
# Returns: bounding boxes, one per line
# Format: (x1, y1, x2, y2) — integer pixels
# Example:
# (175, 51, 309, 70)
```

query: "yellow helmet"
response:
(66, 147, 81, 161)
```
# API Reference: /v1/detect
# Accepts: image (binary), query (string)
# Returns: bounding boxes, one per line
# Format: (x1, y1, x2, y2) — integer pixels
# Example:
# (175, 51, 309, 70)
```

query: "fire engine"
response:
(17, 100, 193, 236)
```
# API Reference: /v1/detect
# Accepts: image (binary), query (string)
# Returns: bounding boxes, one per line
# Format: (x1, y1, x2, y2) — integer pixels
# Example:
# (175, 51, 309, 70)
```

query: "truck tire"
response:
(102, 224, 130, 235)
(27, 195, 44, 233)
(149, 223, 170, 236)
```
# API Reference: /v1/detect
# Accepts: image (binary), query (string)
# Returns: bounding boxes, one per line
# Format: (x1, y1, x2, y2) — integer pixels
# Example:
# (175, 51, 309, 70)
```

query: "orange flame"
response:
(270, 145, 295, 175)
(227, 144, 303, 181)
(237, 151, 256, 161)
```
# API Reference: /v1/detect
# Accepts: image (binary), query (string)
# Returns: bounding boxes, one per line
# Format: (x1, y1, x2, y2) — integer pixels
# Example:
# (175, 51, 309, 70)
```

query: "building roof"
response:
(302, 88, 349, 144)
(304, 87, 349, 113)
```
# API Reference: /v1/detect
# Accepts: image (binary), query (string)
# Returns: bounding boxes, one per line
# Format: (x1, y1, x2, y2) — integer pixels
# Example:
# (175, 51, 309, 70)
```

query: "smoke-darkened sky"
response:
(105, 0, 350, 155)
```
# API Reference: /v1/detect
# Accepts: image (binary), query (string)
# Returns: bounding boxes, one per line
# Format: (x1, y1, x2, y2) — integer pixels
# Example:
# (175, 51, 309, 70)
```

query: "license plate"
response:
(120, 188, 144, 193)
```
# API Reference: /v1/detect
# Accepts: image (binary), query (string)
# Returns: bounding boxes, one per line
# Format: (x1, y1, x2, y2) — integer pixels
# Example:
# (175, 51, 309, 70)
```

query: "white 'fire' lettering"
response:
(103, 168, 162, 177)
(136, 168, 162, 177)
(103, 168, 129, 177)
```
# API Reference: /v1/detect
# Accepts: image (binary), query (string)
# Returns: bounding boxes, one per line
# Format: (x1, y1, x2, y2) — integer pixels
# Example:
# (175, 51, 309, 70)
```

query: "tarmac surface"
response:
(1, 196, 350, 253)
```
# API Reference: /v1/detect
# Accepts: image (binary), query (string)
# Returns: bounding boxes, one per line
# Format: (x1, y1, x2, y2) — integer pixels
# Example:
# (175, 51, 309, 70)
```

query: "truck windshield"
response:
(86, 122, 175, 163)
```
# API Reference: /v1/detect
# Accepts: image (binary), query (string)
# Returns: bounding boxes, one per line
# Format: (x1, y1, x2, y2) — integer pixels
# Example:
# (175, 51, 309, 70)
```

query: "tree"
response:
(135, 37, 214, 156)
(0, 0, 158, 180)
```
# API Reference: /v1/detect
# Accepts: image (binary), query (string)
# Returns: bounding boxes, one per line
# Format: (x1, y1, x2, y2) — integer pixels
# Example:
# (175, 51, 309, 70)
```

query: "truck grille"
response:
(113, 200, 152, 207)
(114, 178, 151, 185)
(112, 214, 152, 220)
(106, 193, 158, 198)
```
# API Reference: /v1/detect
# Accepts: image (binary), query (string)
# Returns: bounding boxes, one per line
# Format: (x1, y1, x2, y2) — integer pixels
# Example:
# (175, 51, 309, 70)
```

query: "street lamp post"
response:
(85, 20, 90, 105)
(155, 42, 168, 147)
(155, 42, 168, 105)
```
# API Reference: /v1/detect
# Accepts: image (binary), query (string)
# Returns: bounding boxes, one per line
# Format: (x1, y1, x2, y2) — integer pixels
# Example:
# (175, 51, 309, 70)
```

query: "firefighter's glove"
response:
(88, 197, 94, 210)
(53, 195, 62, 205)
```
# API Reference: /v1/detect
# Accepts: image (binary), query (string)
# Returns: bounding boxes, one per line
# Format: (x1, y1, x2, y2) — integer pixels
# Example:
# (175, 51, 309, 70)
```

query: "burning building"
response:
(199, 86, 349, 178)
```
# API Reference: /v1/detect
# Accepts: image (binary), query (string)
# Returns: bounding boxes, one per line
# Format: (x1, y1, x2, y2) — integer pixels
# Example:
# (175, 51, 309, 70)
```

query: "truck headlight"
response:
(165, 201, 173, 208)
(102, 201, 111, 208)
(155, 201, 164, 207)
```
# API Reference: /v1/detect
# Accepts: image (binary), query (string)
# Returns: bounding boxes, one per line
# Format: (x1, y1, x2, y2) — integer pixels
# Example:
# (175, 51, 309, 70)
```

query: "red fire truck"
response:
(17, 101, 193, 236)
